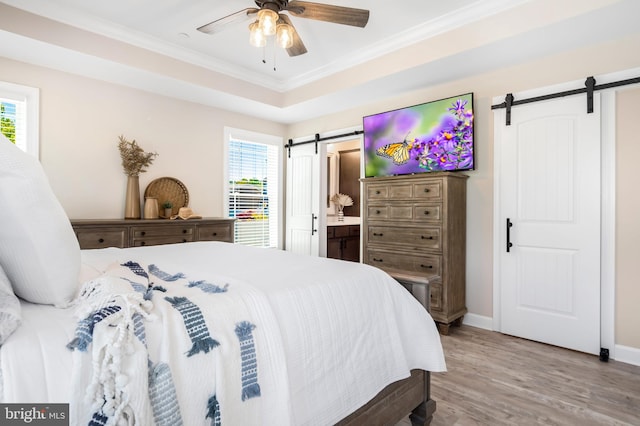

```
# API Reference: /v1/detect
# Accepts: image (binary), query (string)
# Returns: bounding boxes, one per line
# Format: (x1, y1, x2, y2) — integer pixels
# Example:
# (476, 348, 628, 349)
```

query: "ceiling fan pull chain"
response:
(273, 40, 277, 71)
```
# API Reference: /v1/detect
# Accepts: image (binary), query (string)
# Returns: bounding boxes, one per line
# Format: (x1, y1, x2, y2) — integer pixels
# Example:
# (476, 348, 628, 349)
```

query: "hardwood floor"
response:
(398, 325, 640, 425)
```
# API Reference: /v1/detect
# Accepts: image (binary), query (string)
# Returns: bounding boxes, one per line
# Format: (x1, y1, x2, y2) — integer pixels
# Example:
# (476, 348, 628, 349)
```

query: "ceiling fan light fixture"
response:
(276, 23, 294, 48)
(249, 21, 266, 47)
(257, 9, 278, 36)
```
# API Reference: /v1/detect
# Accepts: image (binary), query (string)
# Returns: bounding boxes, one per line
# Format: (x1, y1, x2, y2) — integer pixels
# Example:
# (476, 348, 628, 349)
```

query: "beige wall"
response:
(1, 33, 638, 353)
(0, 56, 286, 219)
(288, 34, 640, 351)
(616, 88, 640, 349)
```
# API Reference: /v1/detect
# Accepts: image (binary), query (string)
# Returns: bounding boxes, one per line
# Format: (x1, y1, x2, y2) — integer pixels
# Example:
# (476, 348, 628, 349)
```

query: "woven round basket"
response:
(144, 177, 189, 216)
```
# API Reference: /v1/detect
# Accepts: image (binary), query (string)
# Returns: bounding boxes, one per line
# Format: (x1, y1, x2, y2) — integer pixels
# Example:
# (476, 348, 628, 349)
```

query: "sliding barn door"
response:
(285, 142, 326, 256)
(494, 94, 601, 355)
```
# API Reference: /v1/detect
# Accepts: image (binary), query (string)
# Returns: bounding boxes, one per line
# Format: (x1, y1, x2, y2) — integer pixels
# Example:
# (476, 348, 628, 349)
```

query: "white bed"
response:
(1, 242, 445, 425)
(0, 133, 445, 425)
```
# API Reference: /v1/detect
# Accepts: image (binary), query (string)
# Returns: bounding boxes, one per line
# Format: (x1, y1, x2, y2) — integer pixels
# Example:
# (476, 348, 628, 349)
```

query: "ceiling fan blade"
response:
(286, 1, 369, 28)
(197, 8, 258, 34)
(279, 14, 307, 56)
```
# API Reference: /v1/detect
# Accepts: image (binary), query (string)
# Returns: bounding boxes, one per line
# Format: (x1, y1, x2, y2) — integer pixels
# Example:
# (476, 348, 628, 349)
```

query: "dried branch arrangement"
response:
(117, 135, 158, 177)
(331, 193, 354, 209)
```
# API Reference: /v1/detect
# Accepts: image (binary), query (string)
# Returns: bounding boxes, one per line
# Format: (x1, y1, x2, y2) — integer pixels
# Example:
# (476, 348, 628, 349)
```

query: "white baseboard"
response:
(614, 344, 640, 367)
(462, 313, 493, 330)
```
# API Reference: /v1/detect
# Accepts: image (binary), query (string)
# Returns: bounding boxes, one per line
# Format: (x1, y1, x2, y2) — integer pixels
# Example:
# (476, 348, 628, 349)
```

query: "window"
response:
(224, 127, 282, 248)
(0, 81, 39, 157)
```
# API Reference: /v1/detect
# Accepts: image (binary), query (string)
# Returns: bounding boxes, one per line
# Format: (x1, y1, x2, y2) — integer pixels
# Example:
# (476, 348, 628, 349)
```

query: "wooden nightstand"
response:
(70, 218, 235, 249)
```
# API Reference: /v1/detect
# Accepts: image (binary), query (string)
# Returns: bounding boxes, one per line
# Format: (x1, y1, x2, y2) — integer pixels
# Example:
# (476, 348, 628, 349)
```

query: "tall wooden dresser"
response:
(362, 172, 468, 334)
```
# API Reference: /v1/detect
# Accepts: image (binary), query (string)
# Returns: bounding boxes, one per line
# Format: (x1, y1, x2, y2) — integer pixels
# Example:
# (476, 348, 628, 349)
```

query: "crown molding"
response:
(281, 0, 532, 90)
(0, 0, 529, 93)
(0, 0, 284, 90)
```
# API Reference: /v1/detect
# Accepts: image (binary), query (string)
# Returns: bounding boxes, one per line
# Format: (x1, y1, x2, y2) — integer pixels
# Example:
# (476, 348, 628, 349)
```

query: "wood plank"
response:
(396, 325, 640, 425)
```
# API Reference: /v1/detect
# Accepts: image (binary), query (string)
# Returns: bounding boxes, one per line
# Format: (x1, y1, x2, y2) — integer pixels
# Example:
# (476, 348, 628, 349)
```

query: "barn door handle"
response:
(311, 214, 318, 236)
(506, 218, 513, 252)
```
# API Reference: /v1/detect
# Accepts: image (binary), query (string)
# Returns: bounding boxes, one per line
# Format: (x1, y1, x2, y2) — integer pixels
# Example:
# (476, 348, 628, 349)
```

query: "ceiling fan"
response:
(197, 0, 370, 57)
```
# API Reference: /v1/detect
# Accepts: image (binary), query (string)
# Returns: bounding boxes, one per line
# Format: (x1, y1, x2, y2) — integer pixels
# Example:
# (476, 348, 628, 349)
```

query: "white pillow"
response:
(0, 134, 80, 306)
(0, 264, 21, 344)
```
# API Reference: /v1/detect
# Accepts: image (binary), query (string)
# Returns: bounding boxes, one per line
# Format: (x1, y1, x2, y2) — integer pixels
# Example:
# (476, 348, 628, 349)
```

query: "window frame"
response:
(0, 81, 39, 158)
(223, 126, 284, 249)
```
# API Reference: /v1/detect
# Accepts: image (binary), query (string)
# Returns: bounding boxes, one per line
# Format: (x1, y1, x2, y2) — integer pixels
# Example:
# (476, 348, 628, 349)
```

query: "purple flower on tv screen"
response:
(366, 94, 474, 177)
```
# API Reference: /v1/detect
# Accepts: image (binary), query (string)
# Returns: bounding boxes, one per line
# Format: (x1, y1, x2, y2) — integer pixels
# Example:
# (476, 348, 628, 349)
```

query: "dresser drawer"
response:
(76, 228, 127, 249)
(368, 204, 412, 220)
(132, 235, 195, 247)
(197, 224, 233, 242)
(367, 180, 442, 201)
(131, 225, 195, 239)
(368, 226, 441, 251)
(412, 181, 442, 200)
(366, 249, 441, 276)
(367, 183, 413, 200)
(368, 203, 442, 222)
(413, 204, 442, 222)
(131, 225, 195, 246)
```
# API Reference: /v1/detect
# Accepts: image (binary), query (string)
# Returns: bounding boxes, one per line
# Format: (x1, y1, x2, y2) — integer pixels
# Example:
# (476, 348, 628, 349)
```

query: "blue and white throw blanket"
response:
(67, 260, 292, 426)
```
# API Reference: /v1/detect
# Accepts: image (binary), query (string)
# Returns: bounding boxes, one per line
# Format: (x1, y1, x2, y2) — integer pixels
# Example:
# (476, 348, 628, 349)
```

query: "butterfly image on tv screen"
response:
(375, 133, 413, 165)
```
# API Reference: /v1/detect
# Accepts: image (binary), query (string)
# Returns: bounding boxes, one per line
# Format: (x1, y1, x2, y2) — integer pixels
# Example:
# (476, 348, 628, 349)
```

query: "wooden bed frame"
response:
(337, 369, 435, 425)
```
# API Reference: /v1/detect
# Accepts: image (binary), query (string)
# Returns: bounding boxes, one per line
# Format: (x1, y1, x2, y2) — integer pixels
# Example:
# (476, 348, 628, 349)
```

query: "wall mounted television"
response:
(363, 93, 474, 178)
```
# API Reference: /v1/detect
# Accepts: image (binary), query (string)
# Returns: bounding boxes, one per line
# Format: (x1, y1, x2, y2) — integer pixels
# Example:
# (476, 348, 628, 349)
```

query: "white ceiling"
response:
(0, 0, 638, 123)
(0, 0, 498, 89)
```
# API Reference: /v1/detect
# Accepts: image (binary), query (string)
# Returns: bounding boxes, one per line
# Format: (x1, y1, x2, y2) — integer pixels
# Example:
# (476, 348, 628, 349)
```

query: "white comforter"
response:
(1, 242, 446, 425)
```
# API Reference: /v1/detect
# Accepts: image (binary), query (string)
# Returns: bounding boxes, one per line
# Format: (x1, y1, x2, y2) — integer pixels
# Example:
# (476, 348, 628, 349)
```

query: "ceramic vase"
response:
(144, 196, 159, 219)
(338, 210, 344, 221)
(124, 175, 141, 219)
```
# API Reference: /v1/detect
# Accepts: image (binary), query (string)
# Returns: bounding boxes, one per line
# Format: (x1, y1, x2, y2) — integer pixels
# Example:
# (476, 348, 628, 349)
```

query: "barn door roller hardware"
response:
(492, 75, 640, 126)
(286, 130, 363, 158)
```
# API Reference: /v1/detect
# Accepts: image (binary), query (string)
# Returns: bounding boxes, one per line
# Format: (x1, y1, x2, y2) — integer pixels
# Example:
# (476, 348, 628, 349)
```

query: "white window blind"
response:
(0, 82, 39, 157)
(228, 139, 279, 248)
(0, 97, 25, 149)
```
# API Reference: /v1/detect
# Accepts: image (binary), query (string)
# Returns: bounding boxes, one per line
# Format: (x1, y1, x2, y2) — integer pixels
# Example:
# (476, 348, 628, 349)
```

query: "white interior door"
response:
(285, 142, 325, 256)
(495, 93, 601, 355)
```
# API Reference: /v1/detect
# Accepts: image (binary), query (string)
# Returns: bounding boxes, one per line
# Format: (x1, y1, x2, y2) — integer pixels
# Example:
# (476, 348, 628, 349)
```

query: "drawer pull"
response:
(182, 239, 187, 243)
(98, 238, 104, 243)
(140, 241, 146, 246)
(182, 229, 188, 234)
(424, 210, 430, 215)
(212, 232, 218, 236)
(373, 232, 384, 237)
(141, 231, 146, 236)
(421, 235, 434, 240)
(424, 188, 430, 193)
(372, 258, 384, 263)
(420, 264, 433, 269)
(376, 210, 381, 214)
(376, 190, 381, 195)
